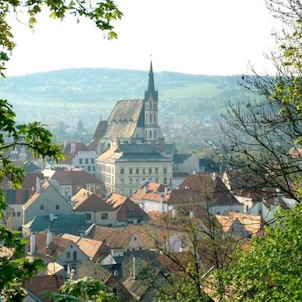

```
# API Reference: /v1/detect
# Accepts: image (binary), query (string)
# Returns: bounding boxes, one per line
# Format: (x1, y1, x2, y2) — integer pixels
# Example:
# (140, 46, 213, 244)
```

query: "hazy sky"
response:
(6, 0, 279, 77)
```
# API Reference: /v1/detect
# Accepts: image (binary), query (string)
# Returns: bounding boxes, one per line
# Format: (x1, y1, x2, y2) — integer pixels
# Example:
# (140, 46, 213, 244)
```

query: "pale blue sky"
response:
(6, 0, 279, 76)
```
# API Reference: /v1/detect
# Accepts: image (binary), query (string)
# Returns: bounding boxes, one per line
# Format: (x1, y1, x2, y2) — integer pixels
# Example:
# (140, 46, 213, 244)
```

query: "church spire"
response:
(145, 60, 158, 102)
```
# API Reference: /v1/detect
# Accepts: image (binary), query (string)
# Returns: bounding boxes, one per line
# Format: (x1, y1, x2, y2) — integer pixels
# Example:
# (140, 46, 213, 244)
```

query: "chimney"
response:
(132, 257, 136, 280)
(29, 233, 36, 255)
(71, 142, 76, 154)
(160, 195, 165, 212)
(189, 210, 194, 218)
(36, 177, 41, 193)
(46, 230, 53, 246)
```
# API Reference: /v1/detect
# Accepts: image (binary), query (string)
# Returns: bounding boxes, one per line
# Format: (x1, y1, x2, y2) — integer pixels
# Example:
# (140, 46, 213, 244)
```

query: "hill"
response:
(0, 68, 256, 151)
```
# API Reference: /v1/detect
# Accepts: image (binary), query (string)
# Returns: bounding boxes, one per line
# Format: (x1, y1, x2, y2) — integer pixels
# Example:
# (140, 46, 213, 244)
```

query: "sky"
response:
(5, 0, 280, 77)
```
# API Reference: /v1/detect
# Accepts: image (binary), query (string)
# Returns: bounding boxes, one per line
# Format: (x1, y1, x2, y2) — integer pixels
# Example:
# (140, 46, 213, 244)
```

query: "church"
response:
(90, 62, 199, 195)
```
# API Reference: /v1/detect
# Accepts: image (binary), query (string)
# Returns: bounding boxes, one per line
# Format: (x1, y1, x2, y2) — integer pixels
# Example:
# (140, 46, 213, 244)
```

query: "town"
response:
(0, 61, 298, 301)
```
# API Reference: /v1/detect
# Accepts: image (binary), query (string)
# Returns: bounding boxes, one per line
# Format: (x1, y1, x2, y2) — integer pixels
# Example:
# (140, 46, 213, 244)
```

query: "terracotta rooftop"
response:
(180, 173, 241, 206)
(215, 212, 265, 236)
(61, 233, 106, 260)
(72, 188, 114, 212)
(24, 275, 64, 302)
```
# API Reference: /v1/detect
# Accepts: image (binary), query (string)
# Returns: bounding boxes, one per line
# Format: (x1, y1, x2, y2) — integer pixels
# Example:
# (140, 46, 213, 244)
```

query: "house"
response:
(28, 231, 88, 269)
(215, 212, 266, 238)
(71, 188, 117, 226)
(131, 181, 199, 214)
(248, 194, 297, 224)
(72, 189, 148, 226)
(56, 141, 97, 176)
(48, 168, 105, 199)
(179, 173, 244, 214)
(2, 174, 44, 230)
(22, 213, 92, 238)
(23, 180, 73, 225)
(60, 233, 111, 262)
(106, 193, 148, 225)
(86, 224, 186, 257)
(23, 275, 64, 302)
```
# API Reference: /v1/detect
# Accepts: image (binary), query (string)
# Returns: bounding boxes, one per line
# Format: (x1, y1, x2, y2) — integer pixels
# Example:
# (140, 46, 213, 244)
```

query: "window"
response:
(91, 159, 95, 164)
(73, 251, 77, 261)
(65, 187, 70, 192)
(86, 213, 92, 220)
(85, 158, 89, 164)
(129, 168, 133, 174)
(136, 179, 139, 184)
(88, 166, 91, 171)
(149, 168, 152, 174)
(66, 251, 71, 259)
(163, 178, 167, 184)
(121, 178, 124, 185)
(155, 168, 158, 174)
(150, 130, 152, 138)
(79, 159, 83, 164)
(163, 168, 167, 174)
(16, 212, 21, 217)
(101, 213, 108, 220)
(155, 178, 158, 183)
(120, 168, 124, 174)
(40, 205, 44, 210)
(142, 168, 146, 174)
(129, 178, 133, 185)
(56, 205, 60, 210)
(136, 168, 139, 174)
(150, 114, 152, 123)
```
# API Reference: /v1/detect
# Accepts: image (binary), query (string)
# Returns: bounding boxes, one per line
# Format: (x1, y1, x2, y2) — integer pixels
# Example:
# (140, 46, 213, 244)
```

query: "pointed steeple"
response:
(145, 60, 158, 102)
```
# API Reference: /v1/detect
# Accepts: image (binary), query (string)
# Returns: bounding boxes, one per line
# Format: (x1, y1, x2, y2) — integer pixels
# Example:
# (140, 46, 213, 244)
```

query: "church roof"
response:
(103, 99, 144, 139)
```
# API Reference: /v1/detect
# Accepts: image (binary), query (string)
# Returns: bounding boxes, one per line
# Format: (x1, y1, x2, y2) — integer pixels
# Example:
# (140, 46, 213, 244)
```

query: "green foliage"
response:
(48, 277, 119, 302)
(222, 204, 302, 301)
(0, 98, 63, 299)
(0, 0, 122, 76)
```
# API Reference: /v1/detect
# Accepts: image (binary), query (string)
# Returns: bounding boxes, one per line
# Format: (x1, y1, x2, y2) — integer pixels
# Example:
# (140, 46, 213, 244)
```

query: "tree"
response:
(48, 277, 119, 302)
(218, 1, 302, 300)
(0, 0, 122, 300)
(0, 0, 122, 76)
(0, 99, 64, 300)
(221, 202, 302, 301)
(220, 0, 302, 201)
(137, 205, 242, 302)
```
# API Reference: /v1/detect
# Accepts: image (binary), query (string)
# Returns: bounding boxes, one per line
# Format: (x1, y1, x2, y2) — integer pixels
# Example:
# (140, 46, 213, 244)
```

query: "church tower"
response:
(144, 61, 164, 143)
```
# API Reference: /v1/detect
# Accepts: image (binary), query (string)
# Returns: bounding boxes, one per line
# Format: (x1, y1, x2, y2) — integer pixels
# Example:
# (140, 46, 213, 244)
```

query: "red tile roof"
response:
(180, 173, 241, 205)
(24, 275, 64, 302)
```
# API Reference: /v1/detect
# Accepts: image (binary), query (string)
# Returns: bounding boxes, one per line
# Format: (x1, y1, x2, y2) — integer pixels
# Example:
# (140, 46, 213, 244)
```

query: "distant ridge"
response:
(0, 68, 244, 106)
